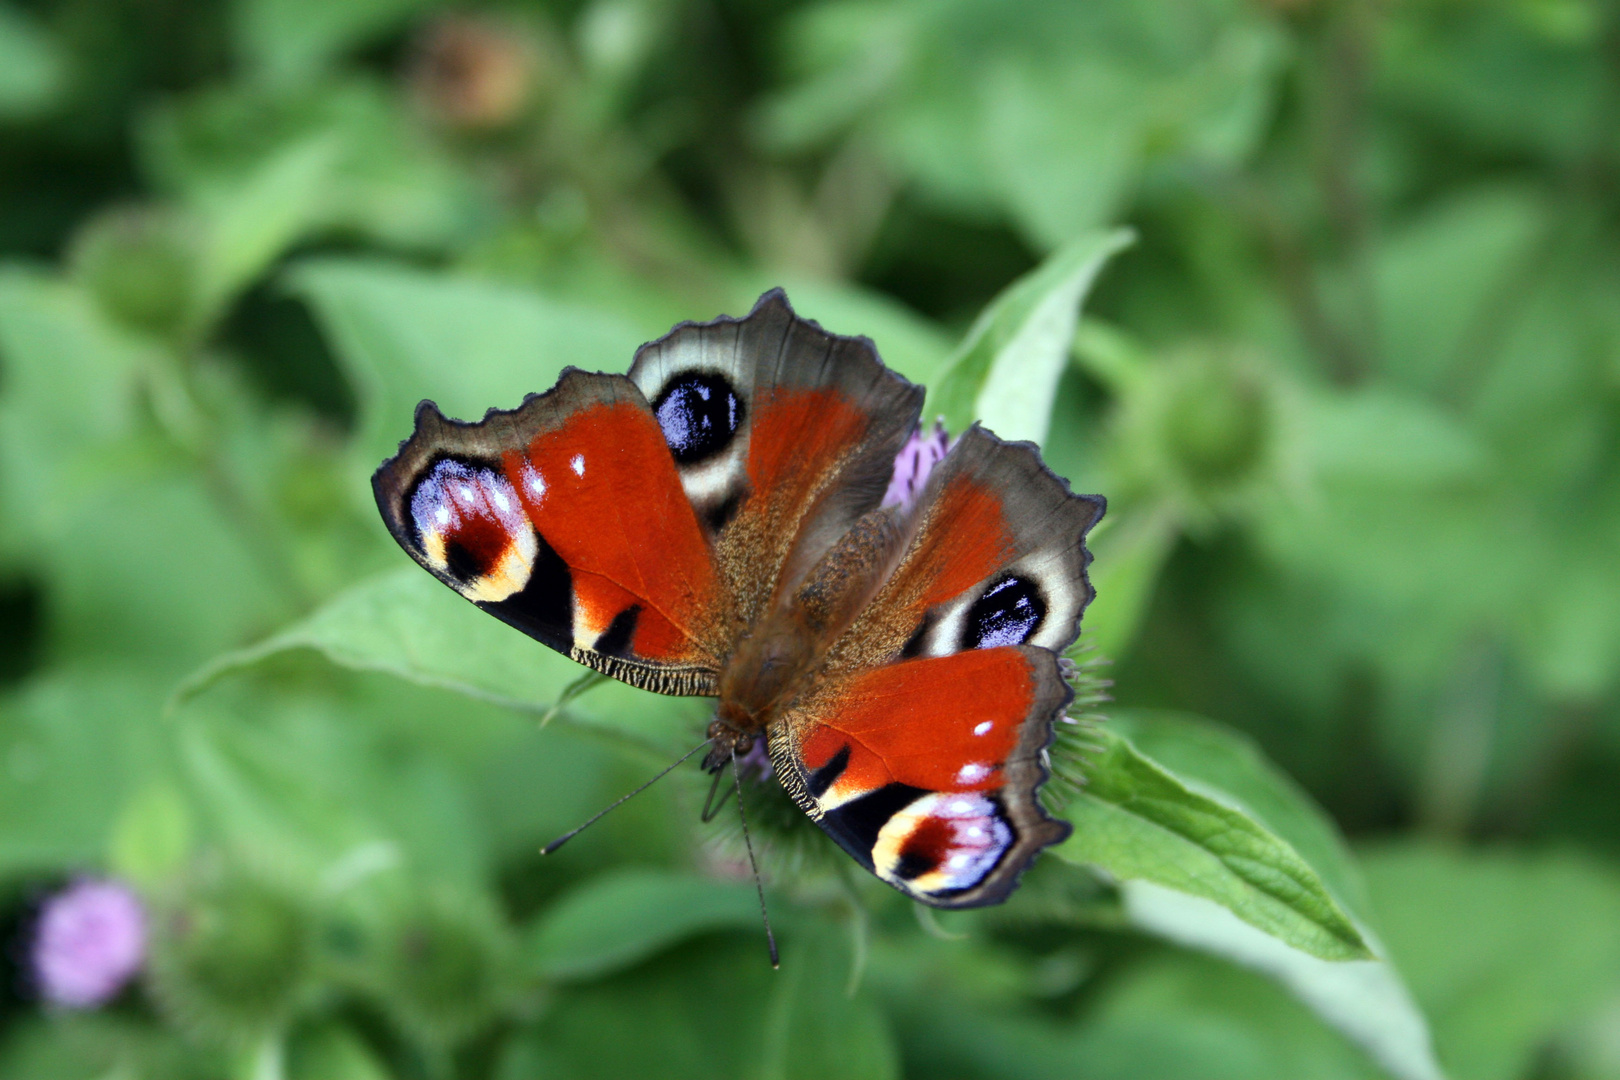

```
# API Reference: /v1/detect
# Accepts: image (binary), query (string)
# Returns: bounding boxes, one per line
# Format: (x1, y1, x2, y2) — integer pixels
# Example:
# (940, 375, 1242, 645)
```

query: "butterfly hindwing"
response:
(771, 427, 1104, 906)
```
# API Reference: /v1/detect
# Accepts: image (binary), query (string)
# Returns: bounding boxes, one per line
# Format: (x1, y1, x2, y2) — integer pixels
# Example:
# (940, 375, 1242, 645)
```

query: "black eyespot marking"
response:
(443, 539, 483, 583)
(962, 575, 1046, 650)
(654, 372, 744, 465)
(593, 605, 641, 658)
(481, 531, 572, 653)
(703, 491, 744, 535)
(820, 783, 929, 871)
(807, 744, 851, 799)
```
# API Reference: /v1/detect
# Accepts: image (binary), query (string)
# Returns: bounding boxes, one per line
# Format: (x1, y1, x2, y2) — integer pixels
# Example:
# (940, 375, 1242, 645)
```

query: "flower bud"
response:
(68, 205, 198, 339)
(1160, 352, 1270, 492)
(147, 875, 312, 1043)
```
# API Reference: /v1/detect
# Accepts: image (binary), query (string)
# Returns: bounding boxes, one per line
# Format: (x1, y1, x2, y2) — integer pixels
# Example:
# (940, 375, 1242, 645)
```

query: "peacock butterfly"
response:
(372, 290, 1104, 909)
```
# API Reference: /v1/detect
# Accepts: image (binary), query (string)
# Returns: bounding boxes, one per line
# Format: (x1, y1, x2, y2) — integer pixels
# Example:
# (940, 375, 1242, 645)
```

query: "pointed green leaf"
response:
(930, 228, 1132, 444)
(1059, 724, 1369, 961)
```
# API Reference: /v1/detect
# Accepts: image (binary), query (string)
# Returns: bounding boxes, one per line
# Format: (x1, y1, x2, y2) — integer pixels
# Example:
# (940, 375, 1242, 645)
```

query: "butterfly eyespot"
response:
(653, 372, 744, 465)
(961, 574, 1047, 649)
(408, 458, 536, 602)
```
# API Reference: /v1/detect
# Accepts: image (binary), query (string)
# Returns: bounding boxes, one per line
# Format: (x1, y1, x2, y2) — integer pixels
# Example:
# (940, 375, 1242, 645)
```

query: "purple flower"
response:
(31, 879, 146, 1008)
(882, 421, 951, 514)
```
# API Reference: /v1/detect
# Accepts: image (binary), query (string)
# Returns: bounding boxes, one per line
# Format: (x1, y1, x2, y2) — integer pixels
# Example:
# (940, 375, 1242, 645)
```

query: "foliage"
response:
(1, 0, 1619, 1078)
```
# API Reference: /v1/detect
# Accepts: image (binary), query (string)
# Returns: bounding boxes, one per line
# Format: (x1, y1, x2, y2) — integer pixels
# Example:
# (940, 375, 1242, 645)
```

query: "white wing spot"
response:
(434, 506, 451, 525)
(956, 763, 989, 784)
(458, 485, 475, 501)
(570, 454, 585, 477)
(948, 854, 971, 869)
(973, 721, 993, 736)
(528, 470, 546, 496)
(966, 826, 984, 839)
(950, 800, 973, 815)
(491, 489, 511, 513)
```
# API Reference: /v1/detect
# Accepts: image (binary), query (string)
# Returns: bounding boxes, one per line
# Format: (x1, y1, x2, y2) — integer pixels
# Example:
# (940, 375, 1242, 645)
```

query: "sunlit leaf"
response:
(1058, 724, 1369, 961)
(930, 228, 1132, 444)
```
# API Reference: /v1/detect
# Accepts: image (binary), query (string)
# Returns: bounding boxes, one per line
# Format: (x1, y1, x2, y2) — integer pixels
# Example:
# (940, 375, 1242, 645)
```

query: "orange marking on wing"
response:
(747, 388, 869, 518)
(808, 648, 1035, 799)
(910, 475, 1014, 608)
(503, 402, 715, 661)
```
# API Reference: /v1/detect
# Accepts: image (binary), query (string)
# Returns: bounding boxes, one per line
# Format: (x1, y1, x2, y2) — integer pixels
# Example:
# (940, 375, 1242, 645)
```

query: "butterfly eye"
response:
(962, 575, 1047, 650)
(653, 372, 744, 465)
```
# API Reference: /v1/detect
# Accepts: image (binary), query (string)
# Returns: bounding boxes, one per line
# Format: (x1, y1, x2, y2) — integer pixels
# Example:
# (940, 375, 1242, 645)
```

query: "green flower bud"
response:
(147, 875, 312, 1044)
(68, 205, 198, 340)
(371, 896, 514, 1046)
(1160, 352, 1270, 492)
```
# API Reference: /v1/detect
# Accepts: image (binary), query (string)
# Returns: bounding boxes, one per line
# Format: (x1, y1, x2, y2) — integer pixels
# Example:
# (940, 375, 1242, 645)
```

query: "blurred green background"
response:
(1, 0, 1619, 1077)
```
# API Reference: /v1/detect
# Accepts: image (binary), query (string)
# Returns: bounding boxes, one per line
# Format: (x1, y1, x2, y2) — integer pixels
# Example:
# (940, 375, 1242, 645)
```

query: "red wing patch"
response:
(506, 399, 717, 662)
(772, 644, 1071, 907)
(373, 372, 727, 695)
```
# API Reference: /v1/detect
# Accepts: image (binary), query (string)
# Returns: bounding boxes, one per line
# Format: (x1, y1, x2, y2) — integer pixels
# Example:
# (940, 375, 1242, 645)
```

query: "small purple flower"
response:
(882, 421, 951, 514)
(31, 879, 146, 1008)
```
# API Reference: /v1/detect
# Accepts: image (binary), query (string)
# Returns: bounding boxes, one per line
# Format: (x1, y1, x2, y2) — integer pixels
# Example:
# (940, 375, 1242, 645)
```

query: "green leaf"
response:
(290, 258, 647, 472)
(930, 228, 1132, 445)
(755, 923, 900, 1080)
(1059, 713, 1444, 1080)
(175, 568, 702, 756)
(1079, 505, 1179, 663)
(1364, 844, 1620, 1080)
(233, 0, 435, 85)
(527, 869, 761, 981)
(1058, 724, 1369, 961)
(0, 3, 65, 120)
(108, 780, 195, 889)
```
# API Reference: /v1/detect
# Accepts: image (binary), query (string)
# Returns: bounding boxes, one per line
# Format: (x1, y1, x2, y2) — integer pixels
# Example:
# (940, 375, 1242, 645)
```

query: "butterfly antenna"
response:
(700, 759, 735, 823)
(731, 745, 780, 969)
(542, 737, 714, 855)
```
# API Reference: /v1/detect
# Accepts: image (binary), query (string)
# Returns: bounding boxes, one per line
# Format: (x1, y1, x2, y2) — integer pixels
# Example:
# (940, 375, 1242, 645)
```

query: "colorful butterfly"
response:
(372, 291, 1103, 909)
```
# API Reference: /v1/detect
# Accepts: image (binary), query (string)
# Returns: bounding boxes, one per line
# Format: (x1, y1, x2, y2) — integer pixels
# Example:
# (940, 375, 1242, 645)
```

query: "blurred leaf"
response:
(1081, 506, 1178, 663)
(286, 1024, 390, 1080)
(931, 228, 1132, 444)
(141, 81, 476, 327)
(291, 258, 647, 471)
(1302, 386, 1490, 487)
(176, 568, 703, 756)
(1373, 185, 1548, 394)
(756, 923, 901, 1080)
(108, 780, 194, 889)
(0, 669, 168, 876)
(527, 868, 760, 981)
(1123, 885, 1439, 1080)
(1058, 724, 1370, 961)
(0, 2, 66, 120)
(233, 0, 437, 85)
(1364, 844, 1620, 1080)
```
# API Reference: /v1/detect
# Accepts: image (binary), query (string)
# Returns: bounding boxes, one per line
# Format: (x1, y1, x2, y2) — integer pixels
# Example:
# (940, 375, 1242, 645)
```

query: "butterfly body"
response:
(374, 290, 1103, 908)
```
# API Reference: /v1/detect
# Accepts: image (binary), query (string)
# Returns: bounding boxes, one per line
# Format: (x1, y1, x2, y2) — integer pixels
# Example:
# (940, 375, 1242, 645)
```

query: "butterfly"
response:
(372, 290, 1104, 909)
